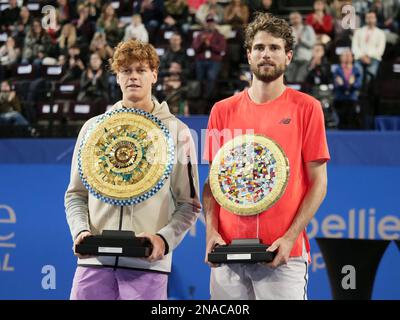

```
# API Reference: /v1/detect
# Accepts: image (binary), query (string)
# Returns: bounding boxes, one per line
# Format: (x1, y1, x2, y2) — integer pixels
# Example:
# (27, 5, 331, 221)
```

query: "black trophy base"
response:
(208, 239, 276, 263)
(75, 230, 153, 258)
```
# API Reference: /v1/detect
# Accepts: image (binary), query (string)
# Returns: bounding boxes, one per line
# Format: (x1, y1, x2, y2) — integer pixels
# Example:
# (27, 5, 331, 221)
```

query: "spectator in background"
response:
(123, 14, 149, 42)
(60, 45, 85, 83)
(133, 0, 165, 40)
(188, 0, 206, 13)
(187, 0, 206, 13)
(286, 11, 316, 83)
(327, 0, 345, 19)
(352, 0, 372, 25)
(196, 0, 224, 26)
(22, 19, 53, 65)
(58, 54, 66, 66)
(161, 61, 190, 115)
(352, 11, 386, 85)
(333, 49, 363, 129)
(0, 80, 29, 126)
(57, 23, 78, 57)
(224, 0, 249, 28)
(306, 0, 333, 44)
(0, 36, 20, 82)
(83, 0, 102, 23)
(77, 52, 109, 104)
(371, 0, 399, 32)
(0, 36, 20, 81)
(247, 0, 279, 22)
(159, 32, 188, 75)
(96, 2, 123, 48)
(192, 14, 226, 103)
(0, 37, 20, 69)
(0, 0, 20, 32)
(74, 4, 96, 60)
(305, 43, 332, 88)
(304, 43, 337, 128)
(57, 0, 73, 25)
(10, 5, 31, 48)
(89, 32, 114, 61)
(162, 0, 190, 34)
(236, 67, 252, 91)
(224, 0, 250, 70)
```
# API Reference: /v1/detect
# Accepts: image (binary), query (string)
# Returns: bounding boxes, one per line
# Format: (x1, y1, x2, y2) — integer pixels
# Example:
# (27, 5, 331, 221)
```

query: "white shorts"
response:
(210, 242, 309, 300)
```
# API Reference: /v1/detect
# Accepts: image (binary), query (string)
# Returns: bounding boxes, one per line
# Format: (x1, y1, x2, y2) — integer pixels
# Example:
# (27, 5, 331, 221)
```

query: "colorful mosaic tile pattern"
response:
(210, 134, 289, 216)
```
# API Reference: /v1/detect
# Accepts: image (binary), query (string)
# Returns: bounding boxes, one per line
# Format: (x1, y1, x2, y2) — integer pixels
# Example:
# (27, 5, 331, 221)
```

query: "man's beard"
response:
(250, 61, 286, 83)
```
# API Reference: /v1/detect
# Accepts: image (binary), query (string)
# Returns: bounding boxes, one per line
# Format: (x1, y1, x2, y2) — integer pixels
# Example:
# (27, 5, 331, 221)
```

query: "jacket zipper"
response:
(187, 158, 196, 198)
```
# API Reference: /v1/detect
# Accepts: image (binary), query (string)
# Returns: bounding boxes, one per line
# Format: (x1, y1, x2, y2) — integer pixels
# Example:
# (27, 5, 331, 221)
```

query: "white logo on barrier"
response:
(41, 265, 56, 290)
(311, 252, 325, 273)
(0, 205, 16, 272)
(341, 265, 356, 290)
(307, 208, 400, 240)
(0, 254, 14, 272)
(308, 208, 399, 273)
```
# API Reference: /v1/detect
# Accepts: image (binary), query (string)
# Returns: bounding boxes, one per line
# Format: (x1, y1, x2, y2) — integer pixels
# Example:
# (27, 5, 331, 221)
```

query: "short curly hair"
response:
(109, 40, 160, 74)
(244, 13, 295, 53)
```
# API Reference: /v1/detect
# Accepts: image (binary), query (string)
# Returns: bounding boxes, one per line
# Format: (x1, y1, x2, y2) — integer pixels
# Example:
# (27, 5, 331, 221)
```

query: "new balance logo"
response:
(279, 118, 291, 124)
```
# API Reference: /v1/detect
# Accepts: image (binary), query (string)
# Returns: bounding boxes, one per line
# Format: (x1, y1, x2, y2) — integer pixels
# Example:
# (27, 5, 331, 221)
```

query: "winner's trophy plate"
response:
(76, 107, 175, 257)
(208, 134, 289, 263)
(78, 107, 175, 206)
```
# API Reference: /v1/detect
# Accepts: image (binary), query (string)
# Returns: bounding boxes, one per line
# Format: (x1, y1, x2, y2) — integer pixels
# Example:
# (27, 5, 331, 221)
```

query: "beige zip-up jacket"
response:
(65, 99, 201, 273)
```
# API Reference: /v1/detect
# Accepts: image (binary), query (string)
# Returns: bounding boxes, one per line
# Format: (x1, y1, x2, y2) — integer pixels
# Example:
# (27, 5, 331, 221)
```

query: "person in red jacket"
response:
(305, 0, 333, 44)
(192, 14, 226, 104)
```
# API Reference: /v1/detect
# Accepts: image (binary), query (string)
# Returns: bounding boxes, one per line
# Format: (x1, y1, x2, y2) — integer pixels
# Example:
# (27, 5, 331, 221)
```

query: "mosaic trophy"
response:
(208, 134, 289, 263)
(75, 108, 174, 258)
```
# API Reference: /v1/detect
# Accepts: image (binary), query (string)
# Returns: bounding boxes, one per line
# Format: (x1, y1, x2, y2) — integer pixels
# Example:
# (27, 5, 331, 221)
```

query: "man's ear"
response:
(246, 49, 252, 65)
(152, 70, 158, 84)
(286, 50, 293, 66)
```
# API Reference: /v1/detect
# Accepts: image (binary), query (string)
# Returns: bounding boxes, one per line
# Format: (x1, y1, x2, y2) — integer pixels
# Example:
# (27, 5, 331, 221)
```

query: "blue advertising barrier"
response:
(0, 118, 399, 299)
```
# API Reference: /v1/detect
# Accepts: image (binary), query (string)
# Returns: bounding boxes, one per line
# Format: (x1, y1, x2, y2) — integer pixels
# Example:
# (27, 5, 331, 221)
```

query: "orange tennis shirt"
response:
(203, 87, 330, 257)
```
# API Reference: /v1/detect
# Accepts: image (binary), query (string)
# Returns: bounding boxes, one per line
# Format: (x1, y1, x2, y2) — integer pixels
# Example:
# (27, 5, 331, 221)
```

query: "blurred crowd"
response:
(0, 0, 400, 135)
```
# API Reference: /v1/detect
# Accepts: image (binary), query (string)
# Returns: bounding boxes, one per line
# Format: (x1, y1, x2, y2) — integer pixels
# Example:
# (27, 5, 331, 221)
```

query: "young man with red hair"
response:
(65, 40, 201, 300)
